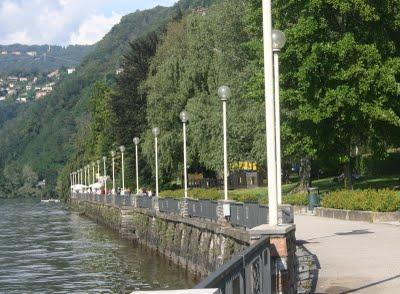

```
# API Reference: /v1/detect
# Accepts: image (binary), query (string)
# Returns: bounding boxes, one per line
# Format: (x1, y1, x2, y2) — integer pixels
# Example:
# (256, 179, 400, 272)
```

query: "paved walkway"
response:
(295, 215, 400, 293)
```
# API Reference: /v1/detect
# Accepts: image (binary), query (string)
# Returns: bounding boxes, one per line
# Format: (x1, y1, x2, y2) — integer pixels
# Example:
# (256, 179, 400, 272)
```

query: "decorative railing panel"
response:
(159, 198, 180, 214)
(187, 199, 218, 221)
(195, 236, 271, 294)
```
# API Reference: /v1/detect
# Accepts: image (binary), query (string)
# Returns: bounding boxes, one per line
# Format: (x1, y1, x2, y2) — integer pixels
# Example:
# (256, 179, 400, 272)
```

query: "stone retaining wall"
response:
(71, 198, 297, 294)
(293, 205, 400, 224)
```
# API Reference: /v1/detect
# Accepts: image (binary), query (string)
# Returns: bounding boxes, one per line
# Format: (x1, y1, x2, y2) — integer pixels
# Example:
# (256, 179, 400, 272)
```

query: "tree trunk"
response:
(298, 157, 312, 191)
(344, 161, 353, 190)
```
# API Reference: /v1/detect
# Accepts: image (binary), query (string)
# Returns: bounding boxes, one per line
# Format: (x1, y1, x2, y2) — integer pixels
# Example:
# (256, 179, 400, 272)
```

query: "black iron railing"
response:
(159, 198, 180, 214)
(195, 236, 271, 294)
(72, 193, 292, 228)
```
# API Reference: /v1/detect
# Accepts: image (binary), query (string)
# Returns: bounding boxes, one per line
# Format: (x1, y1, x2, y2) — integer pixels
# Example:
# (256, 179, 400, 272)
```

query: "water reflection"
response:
(0, 198, 195, 293)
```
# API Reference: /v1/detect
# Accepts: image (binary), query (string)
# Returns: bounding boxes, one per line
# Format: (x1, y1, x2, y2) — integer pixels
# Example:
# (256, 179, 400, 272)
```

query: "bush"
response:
(283, 193, 308, 206)
(321, 189, 400, 212)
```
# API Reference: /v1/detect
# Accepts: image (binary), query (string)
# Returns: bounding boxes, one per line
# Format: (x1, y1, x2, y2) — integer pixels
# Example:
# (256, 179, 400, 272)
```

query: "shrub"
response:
(283, 193, 308, 206)
(321, 189, 400, 212)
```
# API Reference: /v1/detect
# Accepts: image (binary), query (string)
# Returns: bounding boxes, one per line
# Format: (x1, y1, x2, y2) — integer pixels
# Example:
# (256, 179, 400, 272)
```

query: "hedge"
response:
(321, 189, 400, 212)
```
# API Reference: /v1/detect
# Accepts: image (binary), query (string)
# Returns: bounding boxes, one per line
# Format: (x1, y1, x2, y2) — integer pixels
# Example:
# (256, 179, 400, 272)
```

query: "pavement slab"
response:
(295, 214, 400, 293)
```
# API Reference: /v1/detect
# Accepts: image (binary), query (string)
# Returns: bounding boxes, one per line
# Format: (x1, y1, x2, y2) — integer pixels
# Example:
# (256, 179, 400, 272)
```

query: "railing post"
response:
(217, 200, 234, 227)
(181, 198, 189, 218)
(153, 197, 160, 212)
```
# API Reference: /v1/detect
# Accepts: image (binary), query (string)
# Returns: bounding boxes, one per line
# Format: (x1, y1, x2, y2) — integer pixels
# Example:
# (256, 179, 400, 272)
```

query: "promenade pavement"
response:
(295, 214, 400, 293)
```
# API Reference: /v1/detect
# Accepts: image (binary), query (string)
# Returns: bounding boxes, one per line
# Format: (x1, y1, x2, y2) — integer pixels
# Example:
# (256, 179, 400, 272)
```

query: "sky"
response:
(0, 0, 177, 46)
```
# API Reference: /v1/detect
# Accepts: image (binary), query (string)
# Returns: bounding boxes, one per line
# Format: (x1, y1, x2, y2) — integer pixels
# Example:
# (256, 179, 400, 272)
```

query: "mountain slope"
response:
(0, 0, 213, 197)
(0, 44, 92, 75)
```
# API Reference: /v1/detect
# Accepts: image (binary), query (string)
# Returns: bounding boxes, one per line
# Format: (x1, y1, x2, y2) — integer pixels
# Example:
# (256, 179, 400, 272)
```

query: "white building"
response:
(19, 77, 28, 82)
(26, 85, 32, 91)
(1, 51, 7, 55)
(27, 51, 37, 57)
(16, 97, 27, 103)
(67, 68, 76, 74)
(116, 68, 124, 75)
(36, 91, 47, 100)
(0, 97, 6, 101)
(12, 51, 21, 56)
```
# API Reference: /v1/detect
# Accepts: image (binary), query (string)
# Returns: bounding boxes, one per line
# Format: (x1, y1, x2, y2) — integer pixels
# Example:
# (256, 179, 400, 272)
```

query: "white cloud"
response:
(0, 0, 177, 45)
(70, 12, 122, 45)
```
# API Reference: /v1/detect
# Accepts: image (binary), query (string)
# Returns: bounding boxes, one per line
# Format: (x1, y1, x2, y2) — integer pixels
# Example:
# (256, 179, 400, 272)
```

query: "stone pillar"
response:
(278, 204, 294, 224)
(153, 197, 160, 212)
(217, 200, 234, 227)
(180, 198, 189, 218)
(250, 224, 297, 294)
(132, 195, 138, 208)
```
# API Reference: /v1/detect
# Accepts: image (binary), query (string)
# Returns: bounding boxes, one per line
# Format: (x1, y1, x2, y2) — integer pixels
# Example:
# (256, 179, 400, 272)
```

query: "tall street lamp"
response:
(96, 160, 100, 180)
(92, 162, 95, 185)
(272, 29, 286, 205)
(152, 127, 160, 197)
(111, 150, 116, 194)
(218, 86, 231, 201)
(180, 110, 189, 199)
(103, 156, 107, 194)
(119, 146, 126, 195)
(262, 0, 278, 226)
(133, 137, 140, 195)
(84, 166, 87, 187)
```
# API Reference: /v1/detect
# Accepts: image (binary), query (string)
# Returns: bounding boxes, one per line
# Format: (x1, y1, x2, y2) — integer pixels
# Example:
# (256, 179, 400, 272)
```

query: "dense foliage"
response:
(321, 189, 400, 212)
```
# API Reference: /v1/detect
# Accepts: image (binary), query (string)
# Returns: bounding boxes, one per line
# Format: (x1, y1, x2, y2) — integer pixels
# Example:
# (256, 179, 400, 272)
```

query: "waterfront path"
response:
(295, 214, 400, 293)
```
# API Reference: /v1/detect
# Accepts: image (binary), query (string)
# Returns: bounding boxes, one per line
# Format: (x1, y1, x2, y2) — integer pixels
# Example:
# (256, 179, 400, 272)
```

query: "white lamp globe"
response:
(218, 86, 231, 101)
(152, 127, 160, 137)
(272, 30, 286, 51)
(180, 110, 189, 123)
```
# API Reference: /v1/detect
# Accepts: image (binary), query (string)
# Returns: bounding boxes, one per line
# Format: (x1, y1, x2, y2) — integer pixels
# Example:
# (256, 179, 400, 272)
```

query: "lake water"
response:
(0, 198, 196, 293)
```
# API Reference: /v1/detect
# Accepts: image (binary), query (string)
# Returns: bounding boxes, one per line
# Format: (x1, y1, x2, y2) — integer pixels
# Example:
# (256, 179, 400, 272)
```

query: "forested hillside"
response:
(62, 0, 400, 198)
(0, 44, 92, 75)
(0, 0, 215, 198)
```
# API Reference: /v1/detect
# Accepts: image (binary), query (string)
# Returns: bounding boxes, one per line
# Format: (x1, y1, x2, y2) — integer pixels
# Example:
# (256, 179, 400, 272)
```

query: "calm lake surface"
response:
(0, 198, 196, 293)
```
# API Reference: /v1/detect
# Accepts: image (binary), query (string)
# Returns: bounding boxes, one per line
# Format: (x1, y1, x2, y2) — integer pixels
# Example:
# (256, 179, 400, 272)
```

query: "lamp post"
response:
(218, 86, 231, 201)
(262, 0, 278, 226)
(84, 166, 87, 187)
(97, 160, 100, 180)
(180, 110, 189, 199)
(119, 146, 126, 195)
(79, 169, 83, 185)
(111, 151, 116, 194)
(87, 165, 91, 186)
(133, 137, 140, 195)
(152, 127, 160, 197)
(103, 156, 107, 194)
(272, 29, 286, 205)
(92, 162, 95, 185)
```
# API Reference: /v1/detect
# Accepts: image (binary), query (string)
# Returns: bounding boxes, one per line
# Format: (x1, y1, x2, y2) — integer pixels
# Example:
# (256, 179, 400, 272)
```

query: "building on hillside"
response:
(26, 85, 32, 91)
(116, 68, 124, 75)
(35, 91, 47, 100)
(35, 86, 41, 90)
(33, 77, 38, 83)
(8, 83, 14, 88)
(27, 51, 37, 57)
(12, 51, 21, 56)
(7, 89, 16, 96)
(19, 77, 28, 82)
(8, 76, 18, 81)
(16, 97, 27, 103)
(194, 8, 208, 16)
(67, 68, 76, 74)
(0, 96, 6, 101)
(47, 70, 59, 78)
(1, 51, 7, 55)
(42, 86, 53, 92)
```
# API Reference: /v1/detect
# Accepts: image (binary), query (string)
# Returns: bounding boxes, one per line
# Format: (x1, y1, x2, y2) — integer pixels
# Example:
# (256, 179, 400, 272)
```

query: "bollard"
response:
(307, 187, 319, 212)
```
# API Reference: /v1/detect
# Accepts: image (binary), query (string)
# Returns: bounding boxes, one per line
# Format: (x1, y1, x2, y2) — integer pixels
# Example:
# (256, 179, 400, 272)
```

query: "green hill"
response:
(0, 1, 213, 198)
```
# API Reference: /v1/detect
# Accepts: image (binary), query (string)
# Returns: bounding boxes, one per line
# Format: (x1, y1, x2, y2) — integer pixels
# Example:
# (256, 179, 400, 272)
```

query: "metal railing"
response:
(230, 202, 269, 229)
(136, 196, 153, 209)
(195, 236, 271, 294)
(72, 193, 292, 228)
(159, 198, 181, 214)
(188, 199, 218, 221)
